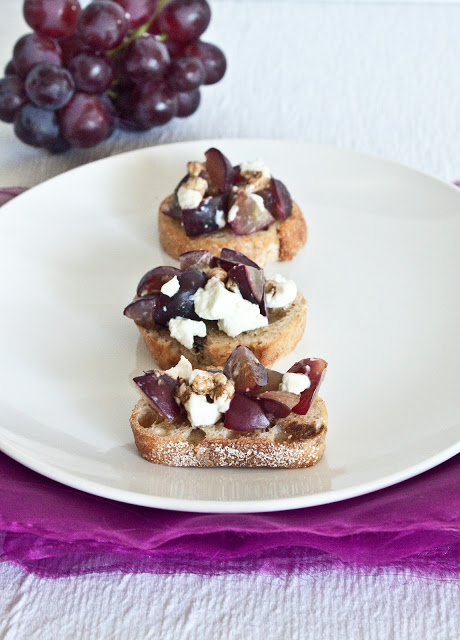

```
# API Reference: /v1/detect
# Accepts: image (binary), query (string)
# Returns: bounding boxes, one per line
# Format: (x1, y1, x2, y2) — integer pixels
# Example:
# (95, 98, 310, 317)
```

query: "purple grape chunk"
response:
(229, 191, 275, 236)
(248, 368, 283, 397)
(204, 147, 233, 194)
(227, 264, 266, 316)
(179, 250, 213, 271)
(153, 269, 207, 326)
(0, 77, 28, 123)
(257, 391, 300, 419)
(123, 295, 160, 329)
(182, 195, 225, 237)
(163, 202, 183, 220)
(291, 358, 328, 416)
(257, 186, 275, 216)
(213, 248, 260, 271)
(134, 372, 183, 421)
(223, 345, 268, 394)
(136, 266, 182, 297)
(224, 394, 270, 432)
(271, 178, 293, 220)
(176, 88, 200, 117)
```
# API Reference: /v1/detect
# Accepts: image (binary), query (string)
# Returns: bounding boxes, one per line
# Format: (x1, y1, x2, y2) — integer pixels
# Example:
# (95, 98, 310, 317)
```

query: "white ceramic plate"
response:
(0, 139, 459, 513)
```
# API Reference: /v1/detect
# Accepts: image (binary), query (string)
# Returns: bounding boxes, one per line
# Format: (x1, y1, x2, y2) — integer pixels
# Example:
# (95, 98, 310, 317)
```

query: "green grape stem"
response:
(107, 0, 172, 57)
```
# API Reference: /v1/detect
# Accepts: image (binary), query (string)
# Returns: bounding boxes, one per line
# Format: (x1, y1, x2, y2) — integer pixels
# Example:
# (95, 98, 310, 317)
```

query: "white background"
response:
(0, 1, 459, 638)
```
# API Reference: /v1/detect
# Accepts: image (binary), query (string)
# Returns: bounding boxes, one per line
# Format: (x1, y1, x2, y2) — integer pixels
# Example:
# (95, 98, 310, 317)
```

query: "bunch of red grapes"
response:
(0, 0, 226, 152)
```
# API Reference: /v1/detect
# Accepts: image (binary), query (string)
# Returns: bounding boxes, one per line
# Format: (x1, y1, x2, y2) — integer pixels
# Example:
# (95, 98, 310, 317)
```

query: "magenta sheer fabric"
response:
(0, 452, 459, 577)
(0, 188, 458, 577)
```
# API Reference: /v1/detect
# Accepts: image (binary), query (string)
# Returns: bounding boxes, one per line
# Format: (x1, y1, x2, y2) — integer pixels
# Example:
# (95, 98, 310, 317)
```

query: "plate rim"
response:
(0, 138, 459, 513)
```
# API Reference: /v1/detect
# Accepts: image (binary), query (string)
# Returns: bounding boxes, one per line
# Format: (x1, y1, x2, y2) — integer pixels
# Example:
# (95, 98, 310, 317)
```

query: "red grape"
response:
(183, 40, 226, 85)
(25, 63, 74, 109)
(0, 76, 28, 123)
(136, 266, 182, 296)
(23, 0, 82, 39)
(176, 88, 200, 117)
(77, 1, 129, 51)
(129, 81, 177, 128)
(13, 33, 62, 78)
(152, 0, 211, 44)
(59, 93, 113, 147)
(114, 0, 158, 29)
(59, 34, 90, 64)
(122, 34, 170, 82)
(67, 52, 114, 93)
(167, 56, 204, 92)
(4, 60, 17, 76)
(14, 103, 70, 152)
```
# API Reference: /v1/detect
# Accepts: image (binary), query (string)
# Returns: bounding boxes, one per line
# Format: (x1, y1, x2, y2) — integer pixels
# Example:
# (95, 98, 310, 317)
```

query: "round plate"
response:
(0, 139, 459, 513)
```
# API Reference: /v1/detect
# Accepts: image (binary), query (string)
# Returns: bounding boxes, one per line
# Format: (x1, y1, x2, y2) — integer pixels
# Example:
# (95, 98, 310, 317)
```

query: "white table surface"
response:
(1, 2, 459, 638)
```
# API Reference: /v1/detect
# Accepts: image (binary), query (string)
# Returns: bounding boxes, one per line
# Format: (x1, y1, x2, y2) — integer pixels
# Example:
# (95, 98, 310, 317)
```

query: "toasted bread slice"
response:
(158, 195, 307, 266)
(130, 396, 327, 468)
(137, 292, 307, 370)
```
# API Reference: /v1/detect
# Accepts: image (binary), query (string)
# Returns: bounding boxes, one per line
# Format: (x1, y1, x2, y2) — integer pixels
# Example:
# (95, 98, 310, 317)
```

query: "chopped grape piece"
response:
(258, 391, 300, 419)
(291, 359, 328, 415)
(179, 250, 213, 271)
(134, 372, 183, 420)
(123, 295, 160, 329)
(227, 264, 266, 315)
(205, 147, 233, 194)
(224, 394, 270, 432)
(136, 266, 182, 297)
(153, 269, 207, 326)
(182, 195, 225, 236)
(223, 345, 268, 394)
(271, 178, 293, 220)
(229, 191, 275, 236)
(215, 248, 260, 271)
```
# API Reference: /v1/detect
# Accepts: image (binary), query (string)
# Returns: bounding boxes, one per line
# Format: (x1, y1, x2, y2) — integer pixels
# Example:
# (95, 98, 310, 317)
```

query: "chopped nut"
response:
(211, 375, 235, 403)
(240, 170, 270, 193)
(190, 370, 215, 395)
(207, 267, 227, 282)
(225, 277, 239, 293)
(187, 161, 206, 177)
(176, 382, 192, 405)
(183, 175, 208, 195)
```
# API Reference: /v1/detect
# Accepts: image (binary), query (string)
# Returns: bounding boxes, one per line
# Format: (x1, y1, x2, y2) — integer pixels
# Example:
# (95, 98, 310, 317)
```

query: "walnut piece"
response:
(207, 267, 227, 282)
(239, 170, 271, 193)
(187, 161, 206, 177)
(183, 175, 208, 195)
(211, 374, 235, 404)
(190, 370, 215, 395)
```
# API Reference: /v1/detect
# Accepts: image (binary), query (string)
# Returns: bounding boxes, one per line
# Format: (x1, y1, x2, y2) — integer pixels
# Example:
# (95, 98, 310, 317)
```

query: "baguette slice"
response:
(130, 396, 327, 468)
(158, 195, 307, 267)
(137, 292, 307, 370)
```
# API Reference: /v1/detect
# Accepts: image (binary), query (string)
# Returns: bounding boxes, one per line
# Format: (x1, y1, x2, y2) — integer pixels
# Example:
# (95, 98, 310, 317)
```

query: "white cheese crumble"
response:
(193, 277, 268, 338)
(177, 185, 203, 210)
(240, 159, 271, 178)
(160, 275, 180, 297)
(215, 209, 226, 228)
(265, 274, 297, 308)
(165, 355, 193, 380)
(168, 317, 207, 350)
(184, 393, 222, 428)
(280, 372, 311, 394)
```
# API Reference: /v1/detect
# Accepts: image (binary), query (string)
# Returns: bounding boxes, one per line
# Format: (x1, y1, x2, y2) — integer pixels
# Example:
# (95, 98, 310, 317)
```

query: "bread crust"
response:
(137, 292, 307, 369)
(158, 195, 307, 267)
(130, 397, 327, 468)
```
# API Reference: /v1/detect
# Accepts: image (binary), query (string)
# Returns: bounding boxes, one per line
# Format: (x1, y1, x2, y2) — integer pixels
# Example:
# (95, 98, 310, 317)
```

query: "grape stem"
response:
(107, 0, 172, 57)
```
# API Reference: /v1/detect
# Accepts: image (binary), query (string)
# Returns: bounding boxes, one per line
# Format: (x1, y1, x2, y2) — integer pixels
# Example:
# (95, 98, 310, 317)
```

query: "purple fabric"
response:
(0, 452, 459, 578)
(0, 187, 459, 578)
(0, 187, 27, 207)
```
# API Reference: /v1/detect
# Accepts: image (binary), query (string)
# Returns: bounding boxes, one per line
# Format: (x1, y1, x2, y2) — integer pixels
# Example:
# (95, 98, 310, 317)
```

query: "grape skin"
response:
(183, 40, 226, 85)
(153, 0, 211, 44)
(23, 0, 82, 39)
(14, 103, 70, 152)
(67, 52, 114, 93)
(13, 33, 62, 78)
(25, 63, 75, 110)
(0, 76, 28, 123)
(77, 1, 129, 51)
(59, 93, 113, 148)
